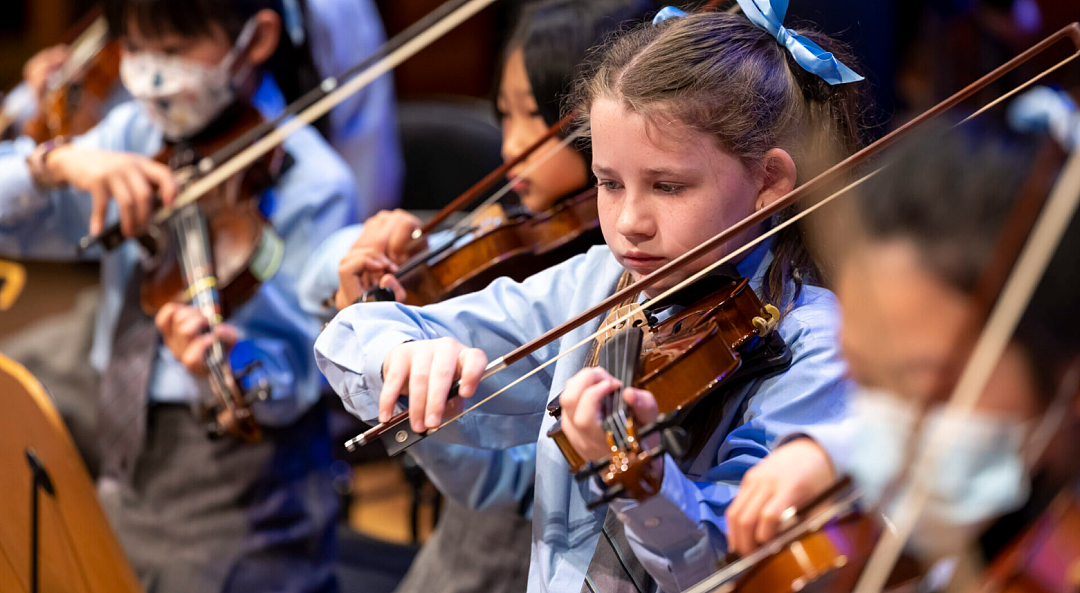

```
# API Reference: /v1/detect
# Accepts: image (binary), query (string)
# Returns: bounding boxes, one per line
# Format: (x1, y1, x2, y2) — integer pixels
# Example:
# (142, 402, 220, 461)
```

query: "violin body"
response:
(548, 275, 780, 473)
(393, 188, 602, 306)
(22, 40, 121, 143)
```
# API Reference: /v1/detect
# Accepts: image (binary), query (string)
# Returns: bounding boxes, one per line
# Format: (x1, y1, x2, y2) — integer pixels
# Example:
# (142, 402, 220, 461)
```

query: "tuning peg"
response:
(661, 426, 690, 458)
(638, 412, 679, 439)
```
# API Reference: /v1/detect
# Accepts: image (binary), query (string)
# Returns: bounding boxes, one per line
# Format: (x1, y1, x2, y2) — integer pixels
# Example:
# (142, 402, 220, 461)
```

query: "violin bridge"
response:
(597, 305, 650, 345)
(752, 304, 781, 336)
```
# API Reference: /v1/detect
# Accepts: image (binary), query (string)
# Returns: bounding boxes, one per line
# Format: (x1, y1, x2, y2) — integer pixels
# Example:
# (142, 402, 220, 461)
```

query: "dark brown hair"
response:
(571, 10, 870, 308)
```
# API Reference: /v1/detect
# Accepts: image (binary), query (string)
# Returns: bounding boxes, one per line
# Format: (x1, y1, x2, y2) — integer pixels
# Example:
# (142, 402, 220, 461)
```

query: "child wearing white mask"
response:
(724, 124, 1080, 576)
(0, 0, 363, 591)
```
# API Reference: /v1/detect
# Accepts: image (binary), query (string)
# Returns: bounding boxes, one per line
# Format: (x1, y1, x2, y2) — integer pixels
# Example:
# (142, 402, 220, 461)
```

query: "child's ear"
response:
(755, 148, 797, 212)
(246, 9, 282, 67)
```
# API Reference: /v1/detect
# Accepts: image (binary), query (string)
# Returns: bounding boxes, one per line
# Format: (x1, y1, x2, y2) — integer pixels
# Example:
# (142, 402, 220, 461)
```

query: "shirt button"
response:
(643, 517, 660, 528)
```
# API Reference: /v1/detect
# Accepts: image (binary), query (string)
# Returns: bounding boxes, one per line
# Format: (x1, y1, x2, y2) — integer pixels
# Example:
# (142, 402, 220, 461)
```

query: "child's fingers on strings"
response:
(623, 387, 658, 425)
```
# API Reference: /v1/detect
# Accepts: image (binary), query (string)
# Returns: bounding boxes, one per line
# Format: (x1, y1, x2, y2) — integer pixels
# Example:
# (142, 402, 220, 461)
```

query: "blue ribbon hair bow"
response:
(653, 6, 688, 24)
(651, 2, 863, 86)
(738, 0, 863, 85)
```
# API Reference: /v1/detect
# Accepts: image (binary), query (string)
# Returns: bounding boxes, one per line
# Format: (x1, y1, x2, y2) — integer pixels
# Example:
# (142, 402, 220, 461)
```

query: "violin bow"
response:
(350, 22, 1080, 455)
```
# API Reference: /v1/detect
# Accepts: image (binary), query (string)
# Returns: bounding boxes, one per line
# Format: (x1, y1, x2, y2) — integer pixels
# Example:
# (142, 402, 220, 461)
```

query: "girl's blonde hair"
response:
(571, 10, 870, 306)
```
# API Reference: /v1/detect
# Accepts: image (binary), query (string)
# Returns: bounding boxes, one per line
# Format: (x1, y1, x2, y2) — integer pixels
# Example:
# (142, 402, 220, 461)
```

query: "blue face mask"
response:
(846, 389, 1032, 558)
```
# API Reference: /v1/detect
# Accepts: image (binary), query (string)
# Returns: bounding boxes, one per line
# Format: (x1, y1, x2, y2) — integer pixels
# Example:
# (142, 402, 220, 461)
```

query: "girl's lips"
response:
(621, 252, 666, 270)
(509, 176, 531, 195)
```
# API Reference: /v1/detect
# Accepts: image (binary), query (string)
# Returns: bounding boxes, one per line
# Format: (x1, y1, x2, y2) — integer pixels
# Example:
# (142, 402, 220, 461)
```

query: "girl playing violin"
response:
(316, 5, 867, 591)
(300, 3, 657, 593)
(303, 0, 652, 313)
(725, 121, 1080, 576)
(0, 0, 359, 590)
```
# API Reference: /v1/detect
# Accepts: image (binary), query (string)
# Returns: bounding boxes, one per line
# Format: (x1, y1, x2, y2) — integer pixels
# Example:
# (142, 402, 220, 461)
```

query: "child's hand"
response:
(48, 147, 176, 237)
(379, 337, 488, 433)
(335, 245, 404, 309)
(155, 302, 239, 376)
(558, 367, 660, 464)
(356, 208, 423, 264)
(23, 45, 70, 98)
(725, 437, 835, 556)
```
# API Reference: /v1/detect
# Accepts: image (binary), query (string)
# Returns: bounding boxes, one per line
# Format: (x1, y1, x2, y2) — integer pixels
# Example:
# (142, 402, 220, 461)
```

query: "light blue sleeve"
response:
(593, 290, 853, 592)
(0, 103, 154, 260)
(2, 82, 37, 130)
(302, 222, 539, 512)
(297, 223, 363, 321)
(315, 251, 600, 449)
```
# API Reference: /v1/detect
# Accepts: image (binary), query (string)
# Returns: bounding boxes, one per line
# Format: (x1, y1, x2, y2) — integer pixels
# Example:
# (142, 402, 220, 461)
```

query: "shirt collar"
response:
(735, 237, 776, 292)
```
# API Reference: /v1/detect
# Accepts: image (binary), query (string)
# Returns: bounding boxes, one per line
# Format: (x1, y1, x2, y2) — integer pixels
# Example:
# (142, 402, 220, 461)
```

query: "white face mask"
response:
(120, 19, 258, 140)
(846, 388, 1032, 559)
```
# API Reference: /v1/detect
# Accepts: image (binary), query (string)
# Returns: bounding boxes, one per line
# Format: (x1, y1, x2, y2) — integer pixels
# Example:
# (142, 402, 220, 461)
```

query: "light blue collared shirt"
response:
(299, 223, 537, 514)
(0, 101, 359, 426)
(316, 242, 854, 592)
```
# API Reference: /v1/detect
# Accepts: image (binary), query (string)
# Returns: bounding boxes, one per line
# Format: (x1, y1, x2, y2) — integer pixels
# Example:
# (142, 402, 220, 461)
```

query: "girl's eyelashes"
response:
(596, 179, 622, 191)
(655, 182, 685, 195)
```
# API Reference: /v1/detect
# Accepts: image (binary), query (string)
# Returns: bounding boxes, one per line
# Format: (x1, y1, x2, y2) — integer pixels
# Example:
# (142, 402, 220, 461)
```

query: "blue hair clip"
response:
(653, 6, 687, 25)
(737, 0, 863, 85)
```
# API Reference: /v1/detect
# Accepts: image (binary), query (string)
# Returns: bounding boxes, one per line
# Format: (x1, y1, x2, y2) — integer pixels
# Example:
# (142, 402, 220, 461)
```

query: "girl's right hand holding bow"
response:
(379, 337, 488, 433)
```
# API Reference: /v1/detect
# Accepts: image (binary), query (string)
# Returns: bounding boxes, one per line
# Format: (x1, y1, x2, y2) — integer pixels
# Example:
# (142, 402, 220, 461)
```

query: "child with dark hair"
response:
(725, 122, 1080, 573)
(317, 4, 869, 591)
(0, 1, 361, 591)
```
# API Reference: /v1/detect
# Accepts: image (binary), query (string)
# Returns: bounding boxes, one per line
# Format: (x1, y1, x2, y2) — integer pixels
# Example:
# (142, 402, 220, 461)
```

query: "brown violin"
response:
(546, 270, 784, 508)
(365, 187, 602, 306)
(681, 479, 923, 593)
(3, 11, 122, 142)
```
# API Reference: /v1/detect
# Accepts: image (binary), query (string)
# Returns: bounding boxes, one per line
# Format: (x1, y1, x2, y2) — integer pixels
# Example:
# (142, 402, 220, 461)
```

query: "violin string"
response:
(852, 149, 1080, 593)
(450, 128, 585, 234)
(156, 0, 501, 224)
(433, 167, 882, 433)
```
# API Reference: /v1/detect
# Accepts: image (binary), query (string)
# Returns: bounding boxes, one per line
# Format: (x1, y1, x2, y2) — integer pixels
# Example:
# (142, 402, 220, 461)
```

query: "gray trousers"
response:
(98, 404, 339, 593)
(393, 497, 532, 593)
